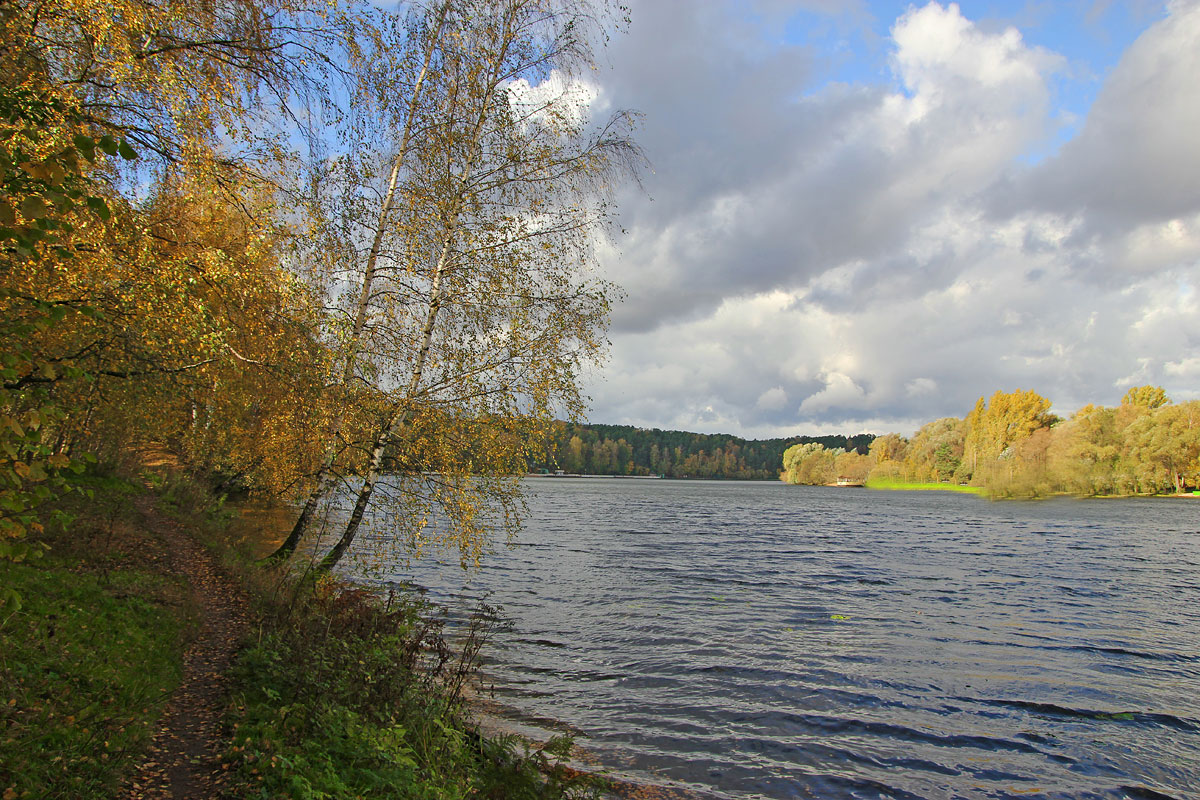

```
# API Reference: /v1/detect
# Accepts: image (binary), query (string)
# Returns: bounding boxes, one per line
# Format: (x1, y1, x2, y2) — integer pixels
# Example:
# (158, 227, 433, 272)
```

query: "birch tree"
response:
(267, 0, 454, 561)
(287, 0, 640, 570)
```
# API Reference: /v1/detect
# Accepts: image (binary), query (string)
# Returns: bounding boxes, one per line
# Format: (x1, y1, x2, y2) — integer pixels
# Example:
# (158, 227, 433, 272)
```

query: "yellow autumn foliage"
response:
(2, 0, 636, 574)
(0, 0, 350, 555)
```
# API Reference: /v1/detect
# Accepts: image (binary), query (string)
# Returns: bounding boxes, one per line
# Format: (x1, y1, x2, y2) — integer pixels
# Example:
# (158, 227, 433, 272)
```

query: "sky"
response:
(562, 0, 1200, 438)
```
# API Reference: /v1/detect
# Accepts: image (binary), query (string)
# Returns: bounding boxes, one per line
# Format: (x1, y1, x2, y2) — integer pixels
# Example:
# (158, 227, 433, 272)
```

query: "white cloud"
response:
(506, 70, 601, 130)
(1110, 214, 1200, 274)
(1164, 357, 1200, 377)
(755, 386, 788, 411)
(892, 2, 1061, 105)
(799, 372, 868, 414)
(1002, 1, 1200, 231)
(578, 1, 1200, 438)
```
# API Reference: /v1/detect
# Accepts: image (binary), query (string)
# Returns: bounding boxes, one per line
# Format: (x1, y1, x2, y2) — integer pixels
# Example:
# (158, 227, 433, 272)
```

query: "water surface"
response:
(347, 479, 1200, 799)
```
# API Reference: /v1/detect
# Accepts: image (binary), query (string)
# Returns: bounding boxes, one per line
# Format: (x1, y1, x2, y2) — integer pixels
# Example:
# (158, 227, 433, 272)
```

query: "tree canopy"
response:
(780, 386, 1200, 497)
(0, 0, 641, 573)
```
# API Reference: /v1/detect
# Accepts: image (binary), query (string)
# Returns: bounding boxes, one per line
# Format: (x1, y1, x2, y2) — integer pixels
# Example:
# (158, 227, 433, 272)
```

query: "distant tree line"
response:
(781, 386, 1200, 497)
(531, 423, 874, 480)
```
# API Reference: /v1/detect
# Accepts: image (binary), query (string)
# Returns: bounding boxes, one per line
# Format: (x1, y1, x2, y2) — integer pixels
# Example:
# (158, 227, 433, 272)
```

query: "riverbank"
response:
(864, 479, 986, 494)
(0, 473, 244, 799)
(0, 468, 608, 799)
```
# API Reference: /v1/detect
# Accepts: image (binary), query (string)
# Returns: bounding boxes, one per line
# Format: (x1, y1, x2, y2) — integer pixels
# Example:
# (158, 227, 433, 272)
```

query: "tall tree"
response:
(870, 433, 908, 464)
(1126, 401, 1200, 494)
(1122, 385, 1170, 411)
(963, 388, 1054, 474)
(310, 0, 640, 570)
(1050, 404, 1127, 495)
(782, 442, 837, 485)
(905, 417, 964, 482)
(267, 0, 454, 562)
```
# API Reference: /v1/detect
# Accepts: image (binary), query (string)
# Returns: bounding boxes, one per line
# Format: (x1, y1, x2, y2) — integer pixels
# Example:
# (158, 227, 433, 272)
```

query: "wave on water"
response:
(353, 479, 1200, 799)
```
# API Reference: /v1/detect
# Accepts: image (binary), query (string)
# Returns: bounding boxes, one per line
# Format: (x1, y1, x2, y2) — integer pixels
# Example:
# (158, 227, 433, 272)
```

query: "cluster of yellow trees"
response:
(0, 0, 638, 569)
(782, 386, 1200, 497)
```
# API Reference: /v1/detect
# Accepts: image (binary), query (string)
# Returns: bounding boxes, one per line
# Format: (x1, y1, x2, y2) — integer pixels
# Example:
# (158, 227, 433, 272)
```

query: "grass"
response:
(0, 553, 189, 799)
(3, 465, 609, 800)
(864, 478, 985, 495)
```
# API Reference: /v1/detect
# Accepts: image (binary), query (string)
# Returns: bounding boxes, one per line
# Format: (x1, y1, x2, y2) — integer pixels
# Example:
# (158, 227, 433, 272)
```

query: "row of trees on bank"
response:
(1, 0, 640, 570)
(530, 423, 874, 479)
(781, 386, 1200, 497)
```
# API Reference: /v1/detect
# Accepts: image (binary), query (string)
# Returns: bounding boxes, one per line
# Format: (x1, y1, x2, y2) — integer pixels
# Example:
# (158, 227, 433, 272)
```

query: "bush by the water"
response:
(225, 570, 606, 799)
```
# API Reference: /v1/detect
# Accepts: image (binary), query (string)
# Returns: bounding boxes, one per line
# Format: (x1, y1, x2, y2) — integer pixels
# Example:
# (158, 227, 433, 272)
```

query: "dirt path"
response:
(120, 497, 250, 800)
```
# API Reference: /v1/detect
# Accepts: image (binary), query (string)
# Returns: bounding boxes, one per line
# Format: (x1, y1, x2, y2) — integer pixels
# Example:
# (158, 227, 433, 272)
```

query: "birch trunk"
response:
(315, 14, 506, 570)
(266, 2, 450, 563)
(316, 223, 458, 570)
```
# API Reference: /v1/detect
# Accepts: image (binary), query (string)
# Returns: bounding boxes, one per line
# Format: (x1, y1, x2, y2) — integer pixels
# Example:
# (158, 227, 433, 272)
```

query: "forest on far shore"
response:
(782, 386, 1198, 497)
(530, 423, 875, 480)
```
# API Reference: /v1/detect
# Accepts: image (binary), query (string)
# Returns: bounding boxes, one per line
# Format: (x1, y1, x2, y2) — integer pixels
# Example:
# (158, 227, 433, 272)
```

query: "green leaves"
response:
(0, 583, 21, 614)
(0, 88, 136, 259)
(85, 195, 111, 220)
(0, 92, 116, 567)
(75, 133, 137, 162)
(72, 133, 96, 162)
(19, 195, 47, 219)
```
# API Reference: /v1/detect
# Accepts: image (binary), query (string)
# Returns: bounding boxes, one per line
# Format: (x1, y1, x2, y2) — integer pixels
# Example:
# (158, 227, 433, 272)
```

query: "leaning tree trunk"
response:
(314, 2, 508, 571)
(316, 236, 453, 571)
(318, 421, 393, 570)
(264, 2, 450, 563)
(314, 0, 623, 571)
(316, 51, 499, 568)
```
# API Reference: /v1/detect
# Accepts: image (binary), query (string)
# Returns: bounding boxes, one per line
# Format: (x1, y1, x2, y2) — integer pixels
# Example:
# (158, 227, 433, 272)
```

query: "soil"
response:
(118, 497, 250, 800)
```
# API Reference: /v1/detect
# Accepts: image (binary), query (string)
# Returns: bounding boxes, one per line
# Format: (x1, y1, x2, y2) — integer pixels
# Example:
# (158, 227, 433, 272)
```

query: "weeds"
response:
(4, 463, 608, 800)
(224, 578, 607, 799)
(154, 472, 234, 528)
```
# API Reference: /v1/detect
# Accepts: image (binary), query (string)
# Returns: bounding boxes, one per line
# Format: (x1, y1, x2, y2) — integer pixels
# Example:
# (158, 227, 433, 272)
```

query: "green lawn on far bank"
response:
(864, 479, 985, 495)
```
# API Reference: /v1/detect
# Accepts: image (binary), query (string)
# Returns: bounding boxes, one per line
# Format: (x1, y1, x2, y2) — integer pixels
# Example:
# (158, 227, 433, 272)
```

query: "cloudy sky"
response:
(568, 0, 1200, 438)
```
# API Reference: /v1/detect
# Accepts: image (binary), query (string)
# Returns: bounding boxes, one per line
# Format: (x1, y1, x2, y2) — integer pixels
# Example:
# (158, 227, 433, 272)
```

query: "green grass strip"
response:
(0, 559, 187, 799)
(864, 479, 985, 495)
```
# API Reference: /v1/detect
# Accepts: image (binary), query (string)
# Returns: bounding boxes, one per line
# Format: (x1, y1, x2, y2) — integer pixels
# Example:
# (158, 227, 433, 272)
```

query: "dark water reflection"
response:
(345, 479, 1200, 799)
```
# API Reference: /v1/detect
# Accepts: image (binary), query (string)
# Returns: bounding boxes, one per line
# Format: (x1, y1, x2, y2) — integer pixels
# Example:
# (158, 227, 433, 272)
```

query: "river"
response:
(342, 478, 1200, 799)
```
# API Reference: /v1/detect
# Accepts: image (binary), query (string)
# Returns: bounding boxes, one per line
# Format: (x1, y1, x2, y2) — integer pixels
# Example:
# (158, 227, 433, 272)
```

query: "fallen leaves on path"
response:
(119, 498, 250, 800)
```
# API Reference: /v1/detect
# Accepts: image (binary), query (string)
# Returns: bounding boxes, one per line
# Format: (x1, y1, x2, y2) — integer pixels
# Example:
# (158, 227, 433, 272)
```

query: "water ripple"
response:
(344, 480, 1200, 799)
